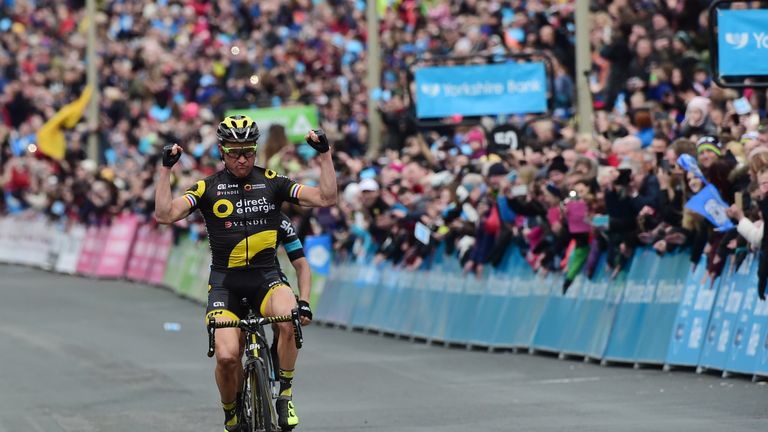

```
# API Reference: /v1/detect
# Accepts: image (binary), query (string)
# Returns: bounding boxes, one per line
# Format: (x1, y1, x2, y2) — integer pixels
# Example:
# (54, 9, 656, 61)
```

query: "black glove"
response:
(305, 129, 330, 153)
(297, 300, 313, 321)
(162, 144, 181, 167)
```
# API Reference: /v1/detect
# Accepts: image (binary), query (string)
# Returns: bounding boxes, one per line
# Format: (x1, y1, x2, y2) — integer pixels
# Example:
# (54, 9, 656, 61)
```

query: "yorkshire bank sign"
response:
(718, 9, 768, 76)
(415, 62, 547, 118)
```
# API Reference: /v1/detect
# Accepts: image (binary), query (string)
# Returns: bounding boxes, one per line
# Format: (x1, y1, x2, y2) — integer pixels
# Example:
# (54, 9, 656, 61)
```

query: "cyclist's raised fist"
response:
(162, 144, 182, 167)
(304, 129, 330, 154)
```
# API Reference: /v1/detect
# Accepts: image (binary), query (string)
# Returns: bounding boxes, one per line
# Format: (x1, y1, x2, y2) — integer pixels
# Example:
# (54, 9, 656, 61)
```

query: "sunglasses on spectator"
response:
(221, 145, 258, 159)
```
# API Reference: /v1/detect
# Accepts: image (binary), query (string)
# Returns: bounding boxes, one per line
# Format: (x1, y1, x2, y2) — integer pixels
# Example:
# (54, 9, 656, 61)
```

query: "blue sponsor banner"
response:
(304, 234, 332, 276)
(314, 262, 341, 323)
(634, 252, 689, 364)
(557, 272, 592, 355)
(334, 263, 359, 325)
(415, 62, 547, 118)
(388, 269, 419, 335)
(604, 248, 661, 363)
(560, 255, 611, 357)
(532, 256, 585, 353)
(754, 290, 768, 377)
(469, 267, 511, 348)
(586, 272, 625, 360)
(699, 258, 744, 372)
(443, 270, 486, 344)
(666, 257, 716, 367)
(430, 263, 468, 343)
(725, 254, 763, 375)
(519, 271, 559, 348)
(367, 264, 401, 331)
(336, 263, 365, 325)
(490, 251, 532, 348)
(411, 268, 445, 339)
(469, 247, 517, 347)
(348, 264, 381, 330)
(319, 246, 768, 374)
(718, 9, 768, 76)
(315, 262, 347, 325)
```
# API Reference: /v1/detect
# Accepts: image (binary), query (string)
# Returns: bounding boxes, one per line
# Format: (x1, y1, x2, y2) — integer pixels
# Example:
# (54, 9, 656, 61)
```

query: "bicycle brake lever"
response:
(207, 318, 216, 358)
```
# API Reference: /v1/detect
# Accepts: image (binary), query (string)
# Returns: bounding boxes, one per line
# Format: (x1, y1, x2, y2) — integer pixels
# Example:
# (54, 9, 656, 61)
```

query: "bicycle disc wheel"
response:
(244, 364, 273, 432)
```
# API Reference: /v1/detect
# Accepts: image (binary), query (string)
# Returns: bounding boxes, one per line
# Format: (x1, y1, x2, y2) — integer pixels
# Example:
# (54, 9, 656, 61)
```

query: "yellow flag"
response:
(36, 86, 93, 160)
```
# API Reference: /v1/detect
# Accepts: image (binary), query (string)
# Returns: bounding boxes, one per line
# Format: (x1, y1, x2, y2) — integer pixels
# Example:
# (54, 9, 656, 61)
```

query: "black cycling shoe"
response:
(276, 397, 299, 430)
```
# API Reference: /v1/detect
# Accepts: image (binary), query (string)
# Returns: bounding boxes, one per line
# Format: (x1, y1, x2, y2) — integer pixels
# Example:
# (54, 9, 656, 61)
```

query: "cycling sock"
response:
(279, 369, 294, 398)
(222, 400, 238, 426)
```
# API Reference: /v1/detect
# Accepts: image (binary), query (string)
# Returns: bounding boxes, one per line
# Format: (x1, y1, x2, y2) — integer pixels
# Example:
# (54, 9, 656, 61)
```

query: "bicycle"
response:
(207, 302, 303, 432)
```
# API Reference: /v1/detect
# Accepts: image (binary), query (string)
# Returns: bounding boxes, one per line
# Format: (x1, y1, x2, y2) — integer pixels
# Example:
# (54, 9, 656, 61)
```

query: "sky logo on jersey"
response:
(718, 9, 768, 76)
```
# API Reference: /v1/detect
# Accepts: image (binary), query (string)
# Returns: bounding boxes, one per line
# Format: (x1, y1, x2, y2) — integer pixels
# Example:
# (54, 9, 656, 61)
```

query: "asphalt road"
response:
(0, 264, 765, 432)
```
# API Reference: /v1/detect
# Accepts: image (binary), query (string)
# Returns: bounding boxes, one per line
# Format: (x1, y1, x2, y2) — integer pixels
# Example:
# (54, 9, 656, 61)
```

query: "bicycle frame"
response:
(242, 315, 277, 397)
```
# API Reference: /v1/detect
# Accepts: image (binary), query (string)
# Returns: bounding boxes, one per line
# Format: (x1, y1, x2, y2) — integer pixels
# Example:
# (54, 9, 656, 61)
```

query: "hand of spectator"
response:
(726, 204, 744, 221)
(626, 77, 645, 92)
(654, 239, 667, 254)
(552, 221, 562, 233)
(639, 206, 655, 217)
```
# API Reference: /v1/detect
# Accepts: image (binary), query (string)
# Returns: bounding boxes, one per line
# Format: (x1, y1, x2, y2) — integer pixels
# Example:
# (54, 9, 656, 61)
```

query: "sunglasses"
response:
(221, 145, 258, 159)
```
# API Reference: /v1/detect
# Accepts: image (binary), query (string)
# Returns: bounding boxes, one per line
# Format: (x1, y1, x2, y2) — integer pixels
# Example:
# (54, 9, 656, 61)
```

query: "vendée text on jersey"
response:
(224, 219, 269, 229)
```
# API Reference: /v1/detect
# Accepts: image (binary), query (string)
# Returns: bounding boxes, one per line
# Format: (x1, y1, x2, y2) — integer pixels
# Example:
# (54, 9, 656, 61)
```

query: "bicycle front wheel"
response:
(242, 363, 273, 432)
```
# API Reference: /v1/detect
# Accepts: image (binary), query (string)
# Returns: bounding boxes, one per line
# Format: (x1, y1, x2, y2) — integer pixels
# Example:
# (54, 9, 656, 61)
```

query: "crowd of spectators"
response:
(3, 0, 768, 297)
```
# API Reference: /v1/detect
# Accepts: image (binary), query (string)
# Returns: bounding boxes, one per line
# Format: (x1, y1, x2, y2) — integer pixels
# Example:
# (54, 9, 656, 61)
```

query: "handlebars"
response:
(207, 308, 303, 358)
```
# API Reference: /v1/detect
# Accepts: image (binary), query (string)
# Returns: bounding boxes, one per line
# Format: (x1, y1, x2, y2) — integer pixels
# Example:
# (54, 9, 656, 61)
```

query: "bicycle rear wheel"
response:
(242, 363, 273, 432)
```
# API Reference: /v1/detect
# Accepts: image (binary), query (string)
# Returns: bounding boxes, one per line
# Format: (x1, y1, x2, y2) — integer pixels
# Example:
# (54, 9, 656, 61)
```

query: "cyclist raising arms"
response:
(154, 115, 336, 431)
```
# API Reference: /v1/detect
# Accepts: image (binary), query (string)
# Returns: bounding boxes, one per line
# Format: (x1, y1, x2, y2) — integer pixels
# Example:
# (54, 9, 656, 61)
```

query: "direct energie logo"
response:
(213, 199, 234, 218)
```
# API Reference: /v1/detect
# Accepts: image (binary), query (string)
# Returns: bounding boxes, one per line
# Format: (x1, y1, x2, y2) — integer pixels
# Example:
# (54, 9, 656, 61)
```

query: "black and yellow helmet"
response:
(216, 115, 260, 143)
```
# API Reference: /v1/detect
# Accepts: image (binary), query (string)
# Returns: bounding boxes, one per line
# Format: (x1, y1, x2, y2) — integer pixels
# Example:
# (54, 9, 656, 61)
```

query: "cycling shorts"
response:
(205, 268, 289, 321)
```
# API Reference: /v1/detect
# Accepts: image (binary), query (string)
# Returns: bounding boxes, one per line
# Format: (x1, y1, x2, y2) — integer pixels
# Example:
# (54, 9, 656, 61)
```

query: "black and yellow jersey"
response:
(183, 167, 304, 271)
